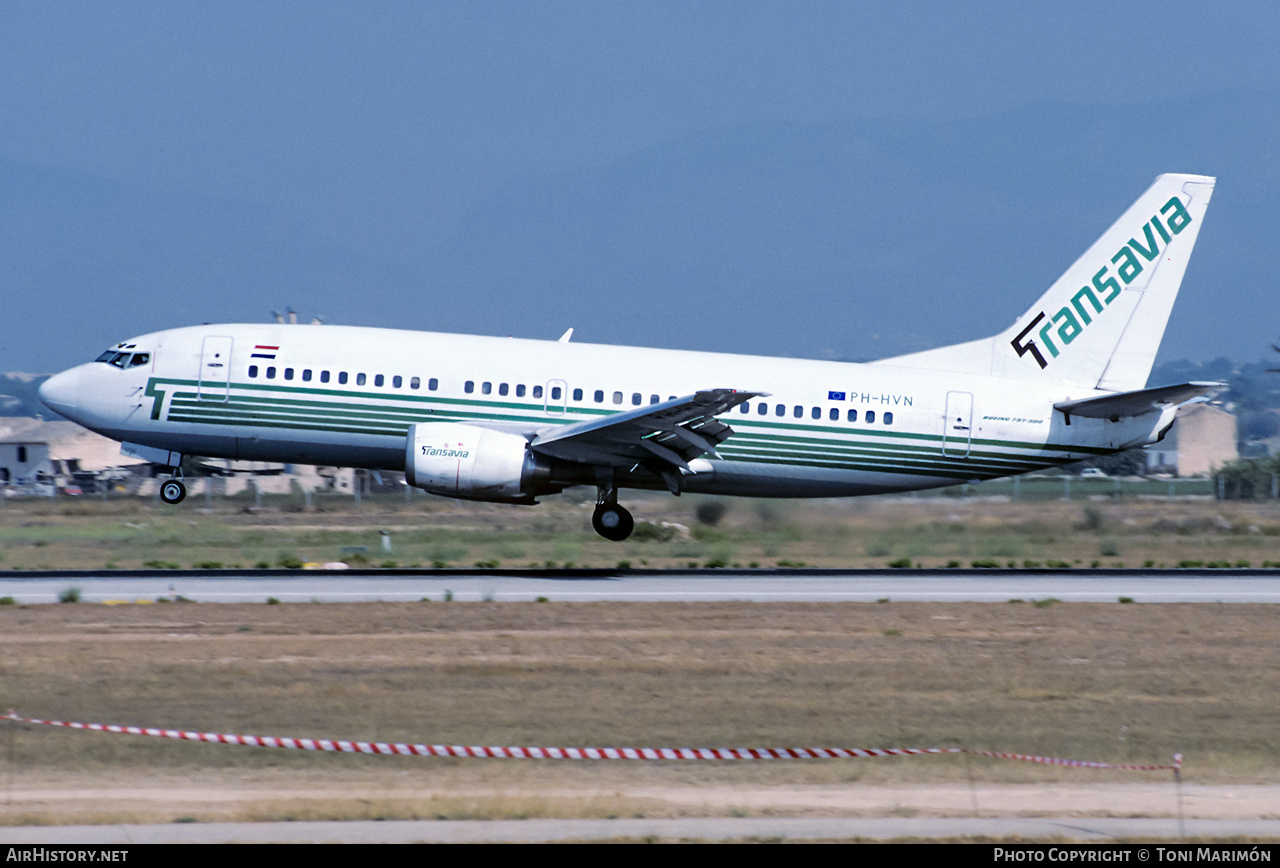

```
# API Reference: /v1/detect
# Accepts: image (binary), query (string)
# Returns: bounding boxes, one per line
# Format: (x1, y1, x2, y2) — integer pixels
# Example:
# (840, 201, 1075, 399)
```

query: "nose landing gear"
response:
(159, 478, 187, 505)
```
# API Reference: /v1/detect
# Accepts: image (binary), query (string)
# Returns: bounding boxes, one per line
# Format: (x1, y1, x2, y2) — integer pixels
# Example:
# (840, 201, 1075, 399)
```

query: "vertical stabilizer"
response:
(875, 174, 1215, 392)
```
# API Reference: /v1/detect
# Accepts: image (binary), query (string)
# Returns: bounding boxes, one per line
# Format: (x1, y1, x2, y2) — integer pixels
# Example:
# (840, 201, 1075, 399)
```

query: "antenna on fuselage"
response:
(558, 328, 574, 343)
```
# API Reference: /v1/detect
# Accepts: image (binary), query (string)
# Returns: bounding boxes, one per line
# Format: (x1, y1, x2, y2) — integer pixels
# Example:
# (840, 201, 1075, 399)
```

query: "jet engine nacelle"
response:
(405, 422, 549, 502)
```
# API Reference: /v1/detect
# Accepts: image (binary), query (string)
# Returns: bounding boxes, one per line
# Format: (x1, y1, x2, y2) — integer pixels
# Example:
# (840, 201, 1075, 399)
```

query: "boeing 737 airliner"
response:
(39, 174, 1218, 540)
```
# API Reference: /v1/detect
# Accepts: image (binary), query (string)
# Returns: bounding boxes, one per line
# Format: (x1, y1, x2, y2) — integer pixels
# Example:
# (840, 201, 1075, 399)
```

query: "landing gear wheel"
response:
(592, 503, 634, 541)
(160, 479, 187, 505)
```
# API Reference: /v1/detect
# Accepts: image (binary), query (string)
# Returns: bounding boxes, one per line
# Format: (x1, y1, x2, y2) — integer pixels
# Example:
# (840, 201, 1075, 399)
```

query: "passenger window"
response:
(356, 373, 366, 386)
(499, 383, 509, 396)
(284, 368, 294, 380)
(266, 367, 277, 379)
(811, 407, 821, 420)
(482, 382, 492, 394)
(793, 405, 803, 418)
(533, 385, 543, 398)
(572, 388, 582, 401)
(740, 403, 750, 414)
(594, 390, 604, 403)
(612, 392, 623, 405)
(866, 410, 876, 423)
(758, 403, 767, 416)
(518, 384, 527, 397)
(321, 371, 331, 383)
(302, 369, 312, 382)
(847, 409, 857, 422)
(410, 377, 420, 389)
(393, 375, 402, 388)
(464, 381, 474, 393)
(248, 365, 258, 378)
(374, 374, 384, 387)
(650, 395, 659, 404)
(551, 386, 562, 400)
(338, 372, 348, 385)
(631, 393, 641, 406)
(884, 412, 893, 425)
(775, 404, 784, 417)
(829, 408, 838, 421)
(429, 378, 438, 391)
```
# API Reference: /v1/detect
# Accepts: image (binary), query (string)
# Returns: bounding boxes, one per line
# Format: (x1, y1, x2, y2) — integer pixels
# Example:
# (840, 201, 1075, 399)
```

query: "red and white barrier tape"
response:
(3, 712, 1181, 771)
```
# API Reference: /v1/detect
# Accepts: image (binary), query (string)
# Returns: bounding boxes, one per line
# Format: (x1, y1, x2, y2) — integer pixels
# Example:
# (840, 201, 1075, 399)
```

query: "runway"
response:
(3, 568, 1280, 604)
(3, 816, 1278, 843)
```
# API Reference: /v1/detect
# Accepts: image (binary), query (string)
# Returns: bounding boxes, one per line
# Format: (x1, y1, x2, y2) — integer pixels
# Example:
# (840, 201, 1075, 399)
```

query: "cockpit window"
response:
(95, 350, 148, 369)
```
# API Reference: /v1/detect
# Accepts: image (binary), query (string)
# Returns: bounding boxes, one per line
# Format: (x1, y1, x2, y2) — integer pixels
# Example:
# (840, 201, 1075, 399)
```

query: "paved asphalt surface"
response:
(2, 817, 1279, 843)
(3, 568, 1280, 604)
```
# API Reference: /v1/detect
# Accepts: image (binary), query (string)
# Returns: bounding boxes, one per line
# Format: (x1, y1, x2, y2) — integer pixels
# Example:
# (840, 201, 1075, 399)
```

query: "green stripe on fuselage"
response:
(151, 377, 1105, 472)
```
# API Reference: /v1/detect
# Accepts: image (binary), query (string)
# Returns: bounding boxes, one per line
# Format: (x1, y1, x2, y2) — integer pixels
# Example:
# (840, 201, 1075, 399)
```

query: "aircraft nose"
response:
(38, 367, 82, 419)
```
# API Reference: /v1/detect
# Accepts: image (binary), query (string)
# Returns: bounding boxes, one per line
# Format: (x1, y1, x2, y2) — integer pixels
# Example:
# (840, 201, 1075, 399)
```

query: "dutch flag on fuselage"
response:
(252, 345, 279, 359)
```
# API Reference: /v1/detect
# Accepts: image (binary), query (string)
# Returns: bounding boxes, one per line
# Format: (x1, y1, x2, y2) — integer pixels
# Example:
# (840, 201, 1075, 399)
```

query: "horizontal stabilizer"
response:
(1053, 381, 1222, 421)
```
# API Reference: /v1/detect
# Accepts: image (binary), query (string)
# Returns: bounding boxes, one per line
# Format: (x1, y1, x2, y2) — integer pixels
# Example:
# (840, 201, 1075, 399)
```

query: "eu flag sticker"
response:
(828, 391, 847, 401)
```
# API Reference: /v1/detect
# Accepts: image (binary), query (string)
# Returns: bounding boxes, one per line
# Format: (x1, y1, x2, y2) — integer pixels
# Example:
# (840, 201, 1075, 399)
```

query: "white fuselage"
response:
(38, 322, 1165, 498)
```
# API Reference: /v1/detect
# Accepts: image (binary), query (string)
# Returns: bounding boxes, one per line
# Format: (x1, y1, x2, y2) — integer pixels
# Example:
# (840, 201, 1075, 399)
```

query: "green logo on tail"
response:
(1011, 196, 1192, 370)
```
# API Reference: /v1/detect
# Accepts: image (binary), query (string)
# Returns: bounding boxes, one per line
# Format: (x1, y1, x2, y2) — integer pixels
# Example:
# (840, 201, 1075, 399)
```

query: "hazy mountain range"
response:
(4, 93, 1277, 375)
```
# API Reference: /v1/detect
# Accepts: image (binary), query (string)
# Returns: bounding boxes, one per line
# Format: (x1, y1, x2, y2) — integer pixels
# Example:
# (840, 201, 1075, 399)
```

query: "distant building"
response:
(193, 459, 357, 496)
(1144, 403, 1238, 477)
(0, 417, 148, 492)
(2, 418, 370, 498)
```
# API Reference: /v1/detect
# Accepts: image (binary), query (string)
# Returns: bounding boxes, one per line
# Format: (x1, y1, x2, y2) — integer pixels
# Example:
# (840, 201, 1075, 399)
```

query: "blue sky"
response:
(4, 2, 1278, 372)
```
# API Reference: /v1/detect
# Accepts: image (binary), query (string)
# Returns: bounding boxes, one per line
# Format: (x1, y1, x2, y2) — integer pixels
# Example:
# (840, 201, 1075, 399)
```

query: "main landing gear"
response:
(592, 476, 634, 541)
(592, 502, 634, 541)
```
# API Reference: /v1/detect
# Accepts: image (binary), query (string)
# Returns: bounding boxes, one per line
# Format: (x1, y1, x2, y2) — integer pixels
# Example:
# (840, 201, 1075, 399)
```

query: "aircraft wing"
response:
(1054, 381, 1223, 421)
(529, 389, 765, 478)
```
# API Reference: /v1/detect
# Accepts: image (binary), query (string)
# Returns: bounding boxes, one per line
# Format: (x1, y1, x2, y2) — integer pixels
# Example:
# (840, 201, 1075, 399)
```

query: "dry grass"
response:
(2, 599, 1278, 825)
(1, 492, 1279, 570)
